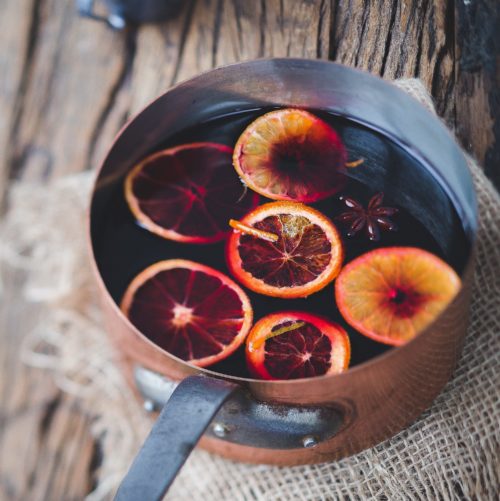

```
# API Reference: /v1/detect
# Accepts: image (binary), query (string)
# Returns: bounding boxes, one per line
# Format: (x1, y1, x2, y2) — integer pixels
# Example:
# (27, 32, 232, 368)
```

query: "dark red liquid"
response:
(91, 108, 469, 377)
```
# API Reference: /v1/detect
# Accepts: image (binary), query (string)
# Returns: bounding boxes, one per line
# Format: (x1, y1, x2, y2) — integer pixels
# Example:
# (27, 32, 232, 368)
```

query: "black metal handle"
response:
(115, 375, 239, 501)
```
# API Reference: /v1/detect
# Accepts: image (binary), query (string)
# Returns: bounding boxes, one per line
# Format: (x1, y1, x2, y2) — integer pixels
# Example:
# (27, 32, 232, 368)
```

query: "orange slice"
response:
(233, 109, 347, 202)
(125, 142, 258, 243)
(226, 201, 344, 298)
(121, 259, 253, 367)
(335, 247, 461, 346)
(246, 311, 350, 380)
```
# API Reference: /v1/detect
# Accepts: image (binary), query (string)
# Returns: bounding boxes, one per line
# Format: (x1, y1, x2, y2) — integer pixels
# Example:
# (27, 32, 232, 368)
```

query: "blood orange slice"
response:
(335, 247, 461, 346)
(246, 312, 350, 380)
(226, 201, 344, 298)
(121, 259, 253, 367)
(233, 109, 347, 202)
(125, 142, 258, 243)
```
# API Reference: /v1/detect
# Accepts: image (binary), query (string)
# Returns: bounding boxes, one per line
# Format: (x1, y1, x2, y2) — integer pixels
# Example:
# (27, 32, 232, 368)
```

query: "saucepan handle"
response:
(115, 375, 239, 501)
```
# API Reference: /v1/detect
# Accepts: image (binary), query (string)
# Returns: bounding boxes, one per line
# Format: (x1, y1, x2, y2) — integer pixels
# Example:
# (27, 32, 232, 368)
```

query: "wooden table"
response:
(0, 1, 498, 499)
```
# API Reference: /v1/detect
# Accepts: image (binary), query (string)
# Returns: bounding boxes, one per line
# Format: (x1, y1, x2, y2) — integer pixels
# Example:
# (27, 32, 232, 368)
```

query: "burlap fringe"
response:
(0, 80, 499, 500)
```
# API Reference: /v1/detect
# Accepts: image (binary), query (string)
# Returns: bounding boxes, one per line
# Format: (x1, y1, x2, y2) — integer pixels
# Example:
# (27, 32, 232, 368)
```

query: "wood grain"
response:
(130, 0, 331, 115)
(0, 0, 34, 208)
(330, 0, 456, 126)
(0, 0, 498, 499)
(455, 0, 500, 187)
(7, 0, 130, 182)
(0, 267, 98, 501)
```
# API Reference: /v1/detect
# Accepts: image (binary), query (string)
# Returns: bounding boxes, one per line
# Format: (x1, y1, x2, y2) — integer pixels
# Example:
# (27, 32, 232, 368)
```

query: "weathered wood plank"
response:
(131, 0, 332, 113)
(0, 0, 34, 208)
(0, 267, 97, 501)
(330, 0, 455, 123)
(129, 1, 195, 115)
(186, 0, 331, 70)
(219, 0, 331, 62)
(9, 0, 131, 182)
(455, 0, 500, 187)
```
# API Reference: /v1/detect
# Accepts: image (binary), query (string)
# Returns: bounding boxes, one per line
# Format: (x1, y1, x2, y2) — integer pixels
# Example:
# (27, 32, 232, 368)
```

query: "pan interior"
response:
(90, 103, 472, 379)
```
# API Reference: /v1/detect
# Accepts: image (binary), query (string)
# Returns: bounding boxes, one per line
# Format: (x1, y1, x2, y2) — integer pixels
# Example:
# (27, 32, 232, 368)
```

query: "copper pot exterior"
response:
(97, 256, 474, 465)
(89, 59, 477, 465)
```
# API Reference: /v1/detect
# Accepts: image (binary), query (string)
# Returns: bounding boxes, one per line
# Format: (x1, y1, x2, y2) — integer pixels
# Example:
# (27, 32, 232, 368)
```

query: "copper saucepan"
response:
(88, 59, 477, 500)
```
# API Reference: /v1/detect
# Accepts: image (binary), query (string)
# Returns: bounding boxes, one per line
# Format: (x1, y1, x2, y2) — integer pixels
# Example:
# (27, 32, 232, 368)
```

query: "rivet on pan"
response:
(212, 423, 230, 438)
(143, 399, 155, 413)
(302, 435, 318, 448)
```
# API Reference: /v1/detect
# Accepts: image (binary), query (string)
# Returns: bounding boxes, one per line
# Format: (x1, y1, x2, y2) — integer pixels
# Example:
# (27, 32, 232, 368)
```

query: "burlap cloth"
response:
(0, 80, 498, 500)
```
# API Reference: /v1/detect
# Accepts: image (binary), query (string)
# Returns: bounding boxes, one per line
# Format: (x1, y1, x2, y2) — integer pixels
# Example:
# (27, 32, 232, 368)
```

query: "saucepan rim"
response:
(88, 57, 478, 387)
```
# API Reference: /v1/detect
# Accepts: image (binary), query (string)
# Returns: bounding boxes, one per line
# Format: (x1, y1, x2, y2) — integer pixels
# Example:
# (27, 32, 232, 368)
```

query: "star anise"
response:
(335, 192, 398, 241)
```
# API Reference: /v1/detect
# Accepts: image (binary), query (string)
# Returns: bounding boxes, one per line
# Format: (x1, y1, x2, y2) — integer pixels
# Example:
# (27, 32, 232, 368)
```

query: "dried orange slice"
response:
(233, 109, 347, 202)
(125, 142, 258, 243)
(121, 259, 253, 367)
(335, 247, 461, 346)
(226, 201, 344, 298)
(246, 311, 350, 380)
